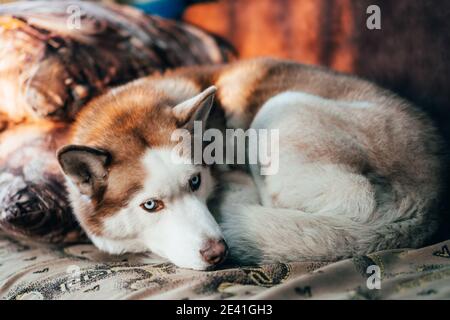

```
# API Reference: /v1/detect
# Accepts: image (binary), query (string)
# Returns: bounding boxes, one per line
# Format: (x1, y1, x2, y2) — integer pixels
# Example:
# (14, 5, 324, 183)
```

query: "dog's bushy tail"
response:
(219, 203, 436, 265)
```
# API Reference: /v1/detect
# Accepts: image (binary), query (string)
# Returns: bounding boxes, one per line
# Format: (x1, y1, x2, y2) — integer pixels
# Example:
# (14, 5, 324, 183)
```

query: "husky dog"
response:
(57, 58, 445, 270)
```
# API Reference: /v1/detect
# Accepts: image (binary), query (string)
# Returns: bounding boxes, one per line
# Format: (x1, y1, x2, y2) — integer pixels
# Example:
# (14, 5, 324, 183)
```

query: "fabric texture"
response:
(1, 233, 449, 300)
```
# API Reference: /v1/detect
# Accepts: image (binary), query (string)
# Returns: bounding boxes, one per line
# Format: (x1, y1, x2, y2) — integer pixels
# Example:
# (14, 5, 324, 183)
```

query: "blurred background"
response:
(184, 1, 450, 143)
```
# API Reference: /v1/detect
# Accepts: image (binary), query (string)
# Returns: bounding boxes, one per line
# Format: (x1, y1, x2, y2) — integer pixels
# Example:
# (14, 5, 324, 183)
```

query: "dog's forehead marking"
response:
(139, 147, 198, 199)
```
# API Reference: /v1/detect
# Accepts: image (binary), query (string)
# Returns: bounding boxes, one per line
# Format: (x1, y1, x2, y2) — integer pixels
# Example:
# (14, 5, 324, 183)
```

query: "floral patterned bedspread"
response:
(1, 233, 449, 299)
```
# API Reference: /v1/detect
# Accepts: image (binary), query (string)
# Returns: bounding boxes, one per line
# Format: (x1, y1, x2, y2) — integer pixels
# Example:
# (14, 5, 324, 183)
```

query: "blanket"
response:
(1, 233, 449, 299)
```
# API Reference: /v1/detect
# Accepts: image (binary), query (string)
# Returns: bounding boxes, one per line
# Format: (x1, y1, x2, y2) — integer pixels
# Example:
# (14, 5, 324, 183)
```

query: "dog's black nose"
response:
(200, 239, 228, 266)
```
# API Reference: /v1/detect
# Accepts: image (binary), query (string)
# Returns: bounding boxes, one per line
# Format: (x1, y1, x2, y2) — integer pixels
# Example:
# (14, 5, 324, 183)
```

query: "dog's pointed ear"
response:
(172, 86, 216, 131)
(57, 145, 111, 198)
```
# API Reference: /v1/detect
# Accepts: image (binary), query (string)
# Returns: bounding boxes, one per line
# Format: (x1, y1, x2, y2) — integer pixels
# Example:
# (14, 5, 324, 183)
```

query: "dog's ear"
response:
(172, 86, 216, 131)
(57, 145, 111, 198)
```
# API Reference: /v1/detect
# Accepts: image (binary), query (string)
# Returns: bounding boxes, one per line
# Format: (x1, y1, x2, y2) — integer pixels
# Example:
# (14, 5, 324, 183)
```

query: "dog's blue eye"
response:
(189, 174, 201, 191)
(141, 199, 164, 212)
(144, 200, 156, 210)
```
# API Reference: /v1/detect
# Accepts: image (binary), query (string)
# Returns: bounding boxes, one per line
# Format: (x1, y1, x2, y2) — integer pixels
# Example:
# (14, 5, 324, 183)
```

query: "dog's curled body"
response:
(168, 58, 445, 263)
(58, 58, 445, 268)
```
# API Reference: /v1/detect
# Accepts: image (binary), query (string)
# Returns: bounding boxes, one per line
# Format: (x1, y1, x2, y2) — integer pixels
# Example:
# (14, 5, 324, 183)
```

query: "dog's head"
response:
(57, 81, 227, 270)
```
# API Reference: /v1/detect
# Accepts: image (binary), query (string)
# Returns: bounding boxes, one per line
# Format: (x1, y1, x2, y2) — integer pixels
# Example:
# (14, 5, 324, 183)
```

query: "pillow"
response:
(0, 0, 233, 122)
(0, 1, 233, 243)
